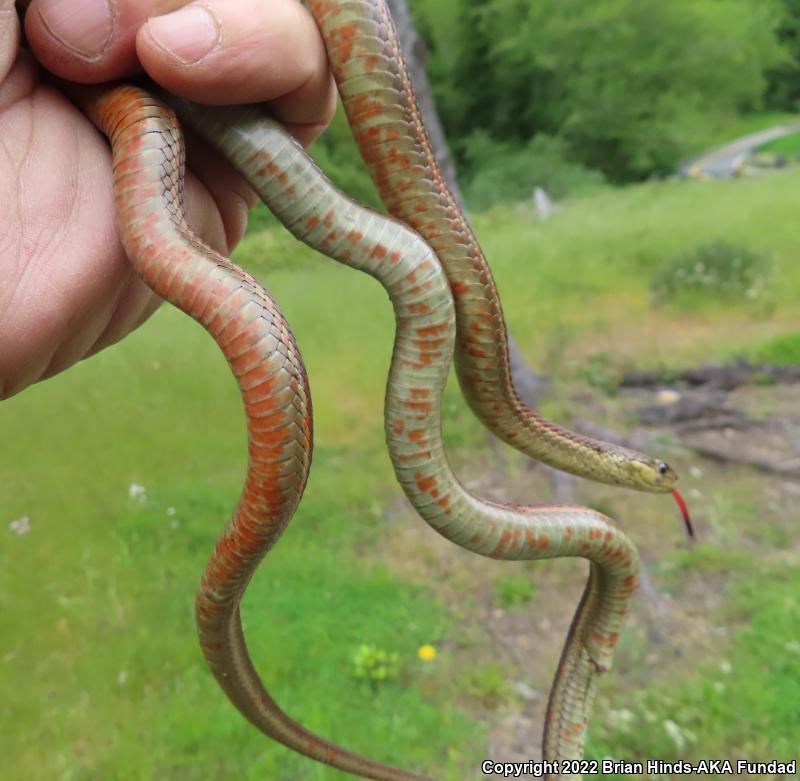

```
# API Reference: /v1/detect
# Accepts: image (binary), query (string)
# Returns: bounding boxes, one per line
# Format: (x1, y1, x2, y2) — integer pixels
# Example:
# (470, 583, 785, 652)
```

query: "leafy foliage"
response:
(416, 0, 788, 184)
(651, 241, 773, 305)
(765, 0, 800, 110)
(461, 131, 604, 210)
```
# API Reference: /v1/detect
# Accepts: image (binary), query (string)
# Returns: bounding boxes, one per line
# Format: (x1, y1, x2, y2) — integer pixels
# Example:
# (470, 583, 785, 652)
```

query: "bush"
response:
(461, 131, 605, 210)
(651, 241, 773, 305)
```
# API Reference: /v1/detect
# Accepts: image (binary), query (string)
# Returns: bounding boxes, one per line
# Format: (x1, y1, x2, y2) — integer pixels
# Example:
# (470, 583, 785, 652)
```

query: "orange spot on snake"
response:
(416, 322, 448, 337)
(331, 21, 358, 62)
(414, 472, 437, 493)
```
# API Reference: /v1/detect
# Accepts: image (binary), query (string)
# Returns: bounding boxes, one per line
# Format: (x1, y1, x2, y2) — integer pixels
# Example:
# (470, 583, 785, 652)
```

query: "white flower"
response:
(719, 659, 732, 674)
(129, 483, 146, 501)
(117, 670, 128, 685)
(663, 719, 686, 751)
(8, 516, 30, 536)
(166, 507, 176, 516)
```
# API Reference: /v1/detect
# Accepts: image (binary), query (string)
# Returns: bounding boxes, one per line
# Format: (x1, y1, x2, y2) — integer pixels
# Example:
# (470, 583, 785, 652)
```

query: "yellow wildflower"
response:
(418, 644, 437, 662)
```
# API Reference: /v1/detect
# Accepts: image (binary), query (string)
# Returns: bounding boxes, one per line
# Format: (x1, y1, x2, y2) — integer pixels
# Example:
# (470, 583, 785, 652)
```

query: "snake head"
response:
(627, 458, 693, 536)
(654, 459, 679, 490)
(626, 456, 679, 492)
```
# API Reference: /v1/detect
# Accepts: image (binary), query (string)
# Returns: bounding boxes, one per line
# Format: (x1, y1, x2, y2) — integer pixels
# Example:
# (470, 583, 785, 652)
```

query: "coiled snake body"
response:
(78, 1, 686, 779)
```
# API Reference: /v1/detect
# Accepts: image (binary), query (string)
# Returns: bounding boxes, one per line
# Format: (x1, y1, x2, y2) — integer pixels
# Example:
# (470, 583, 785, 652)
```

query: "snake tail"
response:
(83, 84, 430, 781)
(170, 99, 640, 777)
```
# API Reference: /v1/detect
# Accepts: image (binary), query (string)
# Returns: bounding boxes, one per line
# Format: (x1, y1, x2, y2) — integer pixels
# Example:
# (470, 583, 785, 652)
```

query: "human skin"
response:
(0, 0, 336, 399)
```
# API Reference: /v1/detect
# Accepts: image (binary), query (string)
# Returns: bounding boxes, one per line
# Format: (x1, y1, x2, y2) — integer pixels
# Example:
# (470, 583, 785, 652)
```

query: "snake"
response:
(74, 0, 693, 779)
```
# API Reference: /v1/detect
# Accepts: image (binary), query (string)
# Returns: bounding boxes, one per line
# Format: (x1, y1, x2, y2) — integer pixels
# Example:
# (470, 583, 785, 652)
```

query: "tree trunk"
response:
(386, 0, 545, 406)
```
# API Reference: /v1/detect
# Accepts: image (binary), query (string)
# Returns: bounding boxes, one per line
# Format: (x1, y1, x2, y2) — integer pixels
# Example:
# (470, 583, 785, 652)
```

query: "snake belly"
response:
(82, 85, 437, 781)
(169, 98, 639, 779)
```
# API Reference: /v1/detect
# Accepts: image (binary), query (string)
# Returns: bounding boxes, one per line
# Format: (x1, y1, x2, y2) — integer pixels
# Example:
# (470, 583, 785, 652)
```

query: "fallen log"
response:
(622, 360, 800, 391)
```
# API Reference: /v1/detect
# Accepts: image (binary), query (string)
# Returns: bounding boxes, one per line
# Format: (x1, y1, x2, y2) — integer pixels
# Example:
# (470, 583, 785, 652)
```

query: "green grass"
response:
(589, 564, 800, 765)
(492, 574, 538, 609)
(736, 330, 800, 366)
(0, 302, 479, 780)
(758, 131, 800, 157)
(3, 166, 800, 777)
(473, 168, 800, 374)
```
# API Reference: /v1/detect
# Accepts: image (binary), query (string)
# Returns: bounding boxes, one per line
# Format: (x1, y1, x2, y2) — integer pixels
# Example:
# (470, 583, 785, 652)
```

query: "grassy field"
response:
(758, 131, 800, 159)
(2, 166, 799, 778)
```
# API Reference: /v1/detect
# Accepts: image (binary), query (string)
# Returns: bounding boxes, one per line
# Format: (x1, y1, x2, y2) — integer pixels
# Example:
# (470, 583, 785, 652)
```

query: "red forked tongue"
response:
(672, 489, 694, 538)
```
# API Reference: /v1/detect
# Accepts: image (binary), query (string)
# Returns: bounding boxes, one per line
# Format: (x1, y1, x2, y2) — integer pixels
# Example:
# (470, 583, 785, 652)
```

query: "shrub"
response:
(651, 241, 772, 305)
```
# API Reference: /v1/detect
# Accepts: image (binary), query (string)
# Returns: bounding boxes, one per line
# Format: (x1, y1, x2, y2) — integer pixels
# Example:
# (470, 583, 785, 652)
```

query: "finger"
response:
(137, 0, 337, 143)
(23, 0, 183, 79)
(25, 0, 337, 143)
(1, 1, 19, 83)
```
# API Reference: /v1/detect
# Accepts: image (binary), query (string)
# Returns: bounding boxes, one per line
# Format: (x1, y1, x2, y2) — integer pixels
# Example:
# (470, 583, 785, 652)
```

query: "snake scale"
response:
(77, 0, 690, 778)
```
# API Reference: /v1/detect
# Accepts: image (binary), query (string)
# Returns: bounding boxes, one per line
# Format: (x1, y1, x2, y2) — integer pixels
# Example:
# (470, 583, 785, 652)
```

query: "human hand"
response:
(0, 0, 336, 398)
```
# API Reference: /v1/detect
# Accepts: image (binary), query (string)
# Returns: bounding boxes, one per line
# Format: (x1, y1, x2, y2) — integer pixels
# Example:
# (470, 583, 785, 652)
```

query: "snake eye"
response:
(658, 462, 669, 476)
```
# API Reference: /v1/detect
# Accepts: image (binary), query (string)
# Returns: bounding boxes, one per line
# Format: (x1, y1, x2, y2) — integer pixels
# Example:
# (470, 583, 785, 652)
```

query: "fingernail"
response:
(38, 0, 114, 60)
(147, 6, 222, 65)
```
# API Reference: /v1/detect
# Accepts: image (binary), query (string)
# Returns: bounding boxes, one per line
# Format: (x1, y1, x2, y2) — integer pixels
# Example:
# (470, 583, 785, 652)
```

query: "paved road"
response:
(680, 122, 800, 178)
